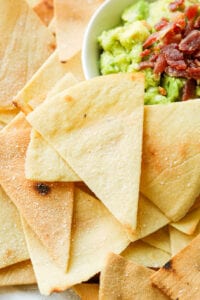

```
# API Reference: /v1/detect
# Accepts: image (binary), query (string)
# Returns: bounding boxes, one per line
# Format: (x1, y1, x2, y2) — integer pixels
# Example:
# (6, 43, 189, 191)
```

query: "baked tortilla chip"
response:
(171, 207, 200, 235)
(141, 100, 200, 221)
(142, 227, 171, 254)
(54, 0, 104, 62)
(14, 50, 84, 113)
(27, 73, 144, 235)
(22, 188, 129, 295)
(99, 253, 169, 300)
(33, 0, 54, 25)
(0, 186, 29, 269)
(73, 284, 99, 300)
(0, 0, 54, 110)
(0, 260, 36, 286)
(0, 109, 19, 126)
(0, 114, 74, 271)
(151, 233, 200, 300)
(122, 240, 171, 268)
(25, 129, 80, 182)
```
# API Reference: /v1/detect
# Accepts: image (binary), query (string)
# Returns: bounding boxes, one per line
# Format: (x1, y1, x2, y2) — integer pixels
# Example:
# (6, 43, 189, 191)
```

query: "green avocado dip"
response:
(98, 0, 200, 104)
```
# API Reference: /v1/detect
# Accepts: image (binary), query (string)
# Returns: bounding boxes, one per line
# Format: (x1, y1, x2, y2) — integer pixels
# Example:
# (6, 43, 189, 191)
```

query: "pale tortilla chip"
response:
(0, 114, 74, 271)
(26, 0, 40, 6)
(151, 233, 200, 300)
(22, 188, 129, 295)
(25, 129, 80, 182)
(0, 260, 36, 286)
(122, 240, 171, 268)
(0, 186, 29, 269)
(171, 207, 200, 235)
(14, 51, 84, 113)
(141, 100, 200, 221)
(73, 284, 99, 300)
(27, 73, 144, 235)
(169, 224, 200, 256)
(0, 0, 54, 110)
(99, 253, 169, 300)
(142, 227, 171, 254)
(54, 0, 104, 62)
(33, 0, 54, 25)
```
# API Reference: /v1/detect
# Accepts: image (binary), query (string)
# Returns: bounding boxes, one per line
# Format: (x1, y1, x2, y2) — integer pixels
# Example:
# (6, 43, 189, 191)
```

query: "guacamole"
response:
(98, 0, 200, 104)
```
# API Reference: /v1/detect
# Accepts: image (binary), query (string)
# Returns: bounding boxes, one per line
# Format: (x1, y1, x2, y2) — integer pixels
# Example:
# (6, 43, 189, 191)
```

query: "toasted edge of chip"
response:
(142, 227, 171, 254)
(171, 207, 200, 235)
(73, 284, 99, 300)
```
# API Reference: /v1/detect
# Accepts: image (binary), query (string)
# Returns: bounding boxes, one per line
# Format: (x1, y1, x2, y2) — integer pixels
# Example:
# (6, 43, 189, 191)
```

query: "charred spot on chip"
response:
(83, 113, 87, 118)
(60, 60, 67, 64)
(65, 96, 73, 102)
(35, 183, 51, 196)
(163, 260, 172, 270)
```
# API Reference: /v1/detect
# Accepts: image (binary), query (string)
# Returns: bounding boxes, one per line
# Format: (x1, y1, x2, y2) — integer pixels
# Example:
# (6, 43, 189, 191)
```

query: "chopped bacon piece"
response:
(154, 54, 167, 74)
(185, 5, 199, 20)
(165, 66, 187, 77)
(162, 44, 183, 60)
(159, 87, 167, 96)
(149, 54, 159, 62)
(194, 16, 200, 29)
(187, 67, 200, 79)
(155, 18, 169, 31)
(179, 30, 200, 54)
(139, 61, 155, 70)
(194, 50, 200, 58)
(182, 79, 196, 100)
(143, 33, 158, 48)
(140, 49, 151, 57)
(169, 0, 185, 12)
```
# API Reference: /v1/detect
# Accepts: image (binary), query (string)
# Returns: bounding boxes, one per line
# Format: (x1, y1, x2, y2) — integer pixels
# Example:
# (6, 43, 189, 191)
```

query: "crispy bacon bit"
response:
(155, 18, 169, 31)
(143, 32, 158, 48)
(185, 5, 199, 20)
(140, 49, 151, 57)
(187, 67, 200, 79)
(169, 0, 185, 12)
(139, 61, 155, 70)
(165, 66, 187, 77)
(182, 79, 196, 100)
(194, 16, 200, 29)
(154, 54, 167, 74)
(179, 30, 200, 54)
(159, 87, 167, 96)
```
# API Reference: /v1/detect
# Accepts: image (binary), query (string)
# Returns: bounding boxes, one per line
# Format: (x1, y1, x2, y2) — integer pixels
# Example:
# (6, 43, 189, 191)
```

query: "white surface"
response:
(82, 0, 137, 79)
(0, 286, 80, 300)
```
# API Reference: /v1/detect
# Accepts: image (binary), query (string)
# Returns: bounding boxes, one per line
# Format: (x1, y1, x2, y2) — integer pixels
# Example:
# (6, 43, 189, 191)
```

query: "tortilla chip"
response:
(22, 188, 129, 295)
(151, 233, 200, 300)
(27, 73, 144, 235)
(0, 186, 29, 269)
(26, 0, 40, 6)
(33, 0, 54, 25)
(171, 207, 200, 235)
(25, 129, 80, 182)
(0, 0, 54, 110)
(0, 260, 36, 286)
(141, 100, 200, 221)
(73, 284, 99, 300)
(169, 224, 200, 256)
(48, 17, 56, 35)
(99, 253, 169, 300)
(0, 109, 19, 126)
(132, 194, 169, 241)
(142, 227, 171, 254)
(54, 0, 104, 62)
(14, 51, 84, 113)
(122, 240, 171, 268)
(0, 114, 74, 271)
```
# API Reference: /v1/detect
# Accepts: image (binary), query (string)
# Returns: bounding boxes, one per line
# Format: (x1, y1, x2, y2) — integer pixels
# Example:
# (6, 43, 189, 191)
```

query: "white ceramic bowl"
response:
(82, 0, 136, 79)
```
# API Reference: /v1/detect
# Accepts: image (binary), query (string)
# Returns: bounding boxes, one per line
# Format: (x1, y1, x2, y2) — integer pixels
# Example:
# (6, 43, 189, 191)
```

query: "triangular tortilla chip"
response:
(27, 73, 144, 235)
(0, 0, 54, 110)
(14, 50, 84, 113)
(99, 253, 169, 300)
(73, 284, 99, 300)
(122, 240, 171, 268)
(0, 109, 19, 126)
(151, 233, 200, 300)
(0, 186, 29, 269)
(141, 100, 200, 221)
(0, 114, 74, 271)
(54, 0, 104, 62)
(25, 129, 80, 182)
(142, 227, 171, 254)
(0, 260, 36, 286)
(22, 188, 129, 295)
(33, 0, 54, 25)
(169, 224, 200, 256)
(171, 207, 200, 235)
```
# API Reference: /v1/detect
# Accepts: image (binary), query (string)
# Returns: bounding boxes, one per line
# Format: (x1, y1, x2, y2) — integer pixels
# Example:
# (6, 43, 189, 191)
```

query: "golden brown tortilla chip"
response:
(33, 0, 54, 25)
(0, 186, 29, 269)
(99, 253, 169, 300)
(122, 240, 171, 268)
(142, 227, 171, 254)
(141, 100, 200, 221)
(0, 0, 54, 110)
(22, 188, 129, 295)
(151, 233, 200, 300)
(0, 109, 19, 126)
(14, 51, 84, 113)
(73, 284, 99, 300)
(171, 207, 200, 235)
(54, 0, 104, 62)
(27, 73, 144, 235)
(0, 114, 74, 271)
(0, 260, 36, 286)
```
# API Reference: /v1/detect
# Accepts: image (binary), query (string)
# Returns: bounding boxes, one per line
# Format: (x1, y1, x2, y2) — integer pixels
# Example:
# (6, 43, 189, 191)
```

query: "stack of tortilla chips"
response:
(0, 1, 199, 299)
